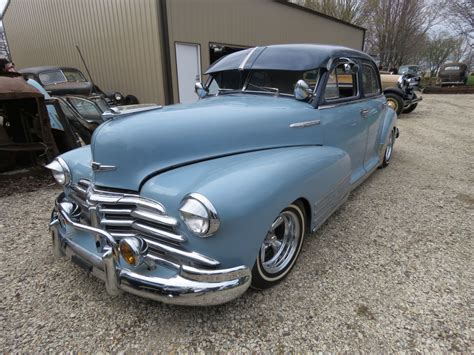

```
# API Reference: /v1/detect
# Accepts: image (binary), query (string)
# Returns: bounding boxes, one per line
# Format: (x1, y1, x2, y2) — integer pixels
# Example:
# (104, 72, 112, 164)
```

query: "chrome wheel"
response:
(260, 210, 301, 274)
(387, 98, 398, 111)
(385, 130, 394, 161)
(252, 203, 306, 288)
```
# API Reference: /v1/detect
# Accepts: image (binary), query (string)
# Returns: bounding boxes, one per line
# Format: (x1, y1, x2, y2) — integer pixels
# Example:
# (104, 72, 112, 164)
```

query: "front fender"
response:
(57, 145, 93, 184)
(140, 146, 351, 269)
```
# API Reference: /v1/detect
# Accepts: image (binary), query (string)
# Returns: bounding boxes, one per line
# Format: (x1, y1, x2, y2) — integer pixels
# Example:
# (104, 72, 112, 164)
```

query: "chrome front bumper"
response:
(49, 194, 251, 306)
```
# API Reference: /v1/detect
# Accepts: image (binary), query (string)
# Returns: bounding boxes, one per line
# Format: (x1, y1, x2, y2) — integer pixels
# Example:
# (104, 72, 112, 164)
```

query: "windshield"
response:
(399, 66, 418, 75)
(63, 69, 87, 82)
(207, 69, 319, 97)
(39, 70, 67, 85)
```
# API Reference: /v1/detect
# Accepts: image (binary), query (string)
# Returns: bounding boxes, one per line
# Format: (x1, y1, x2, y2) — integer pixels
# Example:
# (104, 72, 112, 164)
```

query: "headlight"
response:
(179, 193, 220, 237)
(114, 92, 123, 102)
(45, 157, 71, 186)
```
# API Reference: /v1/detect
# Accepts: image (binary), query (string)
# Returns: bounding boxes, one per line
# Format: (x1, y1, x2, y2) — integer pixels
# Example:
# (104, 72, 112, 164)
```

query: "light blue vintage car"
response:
(47, 44, 398, 306)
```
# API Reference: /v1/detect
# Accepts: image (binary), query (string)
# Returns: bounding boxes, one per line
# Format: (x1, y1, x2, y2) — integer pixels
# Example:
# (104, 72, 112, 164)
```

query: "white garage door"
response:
(175, 43, 201, 104)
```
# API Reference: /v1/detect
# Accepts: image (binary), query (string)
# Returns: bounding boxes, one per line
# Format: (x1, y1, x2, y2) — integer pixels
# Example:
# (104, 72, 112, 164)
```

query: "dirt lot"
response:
(1, 94, 472, 352)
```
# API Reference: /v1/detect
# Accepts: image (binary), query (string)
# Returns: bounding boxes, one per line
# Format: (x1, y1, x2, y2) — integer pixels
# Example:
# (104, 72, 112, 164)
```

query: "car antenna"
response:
(75, 45, 95, 95)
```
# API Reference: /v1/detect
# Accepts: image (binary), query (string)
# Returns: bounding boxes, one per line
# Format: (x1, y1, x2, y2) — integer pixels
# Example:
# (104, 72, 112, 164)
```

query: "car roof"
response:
(205, 44, 374, 74)
(18, 66, 82, 74)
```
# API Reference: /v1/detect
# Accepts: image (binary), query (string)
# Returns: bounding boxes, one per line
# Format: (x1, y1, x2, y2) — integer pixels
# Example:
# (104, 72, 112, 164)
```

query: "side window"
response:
(361, 64, 381, 96)
(68, 98, 103, 122)
(324, 61, 358, 101)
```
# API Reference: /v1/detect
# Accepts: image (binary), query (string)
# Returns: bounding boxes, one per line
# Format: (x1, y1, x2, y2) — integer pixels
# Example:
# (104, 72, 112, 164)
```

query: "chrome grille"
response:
(69, 179, 219, 268)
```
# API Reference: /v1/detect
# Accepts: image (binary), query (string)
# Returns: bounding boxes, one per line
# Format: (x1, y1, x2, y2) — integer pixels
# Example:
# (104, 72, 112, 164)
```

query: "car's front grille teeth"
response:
(69, 179, 219, 269)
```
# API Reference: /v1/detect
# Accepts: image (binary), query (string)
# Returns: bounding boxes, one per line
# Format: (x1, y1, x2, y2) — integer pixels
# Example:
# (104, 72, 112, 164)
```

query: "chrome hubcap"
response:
(387, 99, 397, 111)
(260, 210, 301, 274)
(385, 131, 394, 161)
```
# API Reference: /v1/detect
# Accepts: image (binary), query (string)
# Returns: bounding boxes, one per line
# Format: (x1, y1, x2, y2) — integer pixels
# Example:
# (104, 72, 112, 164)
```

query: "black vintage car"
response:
(19, 66, 139, 105)
(437, 62, 469, 86)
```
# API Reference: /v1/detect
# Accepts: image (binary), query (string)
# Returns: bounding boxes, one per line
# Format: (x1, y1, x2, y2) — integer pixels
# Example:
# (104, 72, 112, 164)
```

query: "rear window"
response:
(63, 69, 87, 82)
(39, 70, 67, 86)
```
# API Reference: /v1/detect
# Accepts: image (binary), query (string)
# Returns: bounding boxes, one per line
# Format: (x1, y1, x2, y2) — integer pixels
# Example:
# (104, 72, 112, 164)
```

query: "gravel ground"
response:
(1, 94, 473, 352)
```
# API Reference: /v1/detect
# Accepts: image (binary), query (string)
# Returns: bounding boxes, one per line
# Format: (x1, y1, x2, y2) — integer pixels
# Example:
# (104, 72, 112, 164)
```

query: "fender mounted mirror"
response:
(195, 82, 208, 99)
(294, 80, 313, 101)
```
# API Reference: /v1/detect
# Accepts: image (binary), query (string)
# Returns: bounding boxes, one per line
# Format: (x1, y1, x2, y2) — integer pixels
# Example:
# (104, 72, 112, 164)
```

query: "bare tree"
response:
(364, 0, 445, 68)
(295, 0, 368, 26)
(444, 0, 474, 41)
(423, 33, 460, 75)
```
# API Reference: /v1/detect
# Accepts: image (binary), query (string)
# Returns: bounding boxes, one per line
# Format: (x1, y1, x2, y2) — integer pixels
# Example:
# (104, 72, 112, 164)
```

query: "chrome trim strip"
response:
(118, 196, 166, 215)
(98, 207, 133, 215)
(130, 209, 178, 227)
(100, 218, 134, 227)
(238, 47, 258, 71)
(319, 94, 385, 110)
(289, 119, 321, 128)
(133, 222, 186, 243)
(91, 162, 117, 172)
(142, 237, 220, 267)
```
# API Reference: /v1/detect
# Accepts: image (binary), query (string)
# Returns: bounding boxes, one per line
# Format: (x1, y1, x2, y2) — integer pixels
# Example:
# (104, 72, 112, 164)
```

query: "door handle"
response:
(360, 108, 369, 118)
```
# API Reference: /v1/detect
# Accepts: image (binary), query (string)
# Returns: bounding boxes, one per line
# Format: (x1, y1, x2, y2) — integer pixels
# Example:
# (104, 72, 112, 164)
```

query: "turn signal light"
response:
(118, 237, 147, 267)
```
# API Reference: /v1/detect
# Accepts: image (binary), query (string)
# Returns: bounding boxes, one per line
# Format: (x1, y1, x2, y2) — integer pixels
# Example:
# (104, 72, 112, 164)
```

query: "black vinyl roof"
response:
(205, 44, 374, 74)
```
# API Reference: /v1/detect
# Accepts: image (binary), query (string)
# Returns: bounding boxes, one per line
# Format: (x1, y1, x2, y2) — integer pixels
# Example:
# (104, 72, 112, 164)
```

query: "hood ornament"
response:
(91, 161, 116, 172)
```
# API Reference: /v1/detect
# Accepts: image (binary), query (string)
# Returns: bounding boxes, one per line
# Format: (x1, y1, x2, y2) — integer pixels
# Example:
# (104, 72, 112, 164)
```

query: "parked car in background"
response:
(19, 66, 140, 105)
(46, 44, 398, 306)
(437, 62, 468, 86)
(398, 65, 422, 76)
(59, 95, 161, 140)
(0, 74, 81, 171)
(380, 73, 422, 115)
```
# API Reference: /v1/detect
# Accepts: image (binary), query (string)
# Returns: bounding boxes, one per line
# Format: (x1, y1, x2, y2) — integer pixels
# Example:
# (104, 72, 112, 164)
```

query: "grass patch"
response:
(467, 75, 474, 86)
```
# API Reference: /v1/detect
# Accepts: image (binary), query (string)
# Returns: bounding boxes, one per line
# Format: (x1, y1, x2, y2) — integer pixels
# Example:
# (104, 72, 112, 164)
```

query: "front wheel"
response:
(251, 202, 306, 289)
(385, 93, 404, 115)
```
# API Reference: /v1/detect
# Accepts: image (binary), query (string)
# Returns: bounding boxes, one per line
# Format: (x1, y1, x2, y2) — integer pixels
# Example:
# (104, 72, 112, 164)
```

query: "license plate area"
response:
(71, 254, 93, 273)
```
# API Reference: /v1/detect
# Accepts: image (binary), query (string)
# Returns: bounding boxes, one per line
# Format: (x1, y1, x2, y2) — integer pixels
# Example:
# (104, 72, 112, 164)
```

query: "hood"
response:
(91, 94, 321, 191)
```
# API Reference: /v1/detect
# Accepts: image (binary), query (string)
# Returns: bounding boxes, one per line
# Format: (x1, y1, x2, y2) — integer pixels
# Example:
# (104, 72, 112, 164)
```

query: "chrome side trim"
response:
(91, 162, 117, 172)
(319, 94, 385, 110)
(289, 119, 321, 128)
(238, 47, 258, 70)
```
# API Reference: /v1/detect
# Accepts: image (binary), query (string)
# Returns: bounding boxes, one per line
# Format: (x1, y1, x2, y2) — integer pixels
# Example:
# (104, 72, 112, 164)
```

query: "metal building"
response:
(3, 0, 365, 105)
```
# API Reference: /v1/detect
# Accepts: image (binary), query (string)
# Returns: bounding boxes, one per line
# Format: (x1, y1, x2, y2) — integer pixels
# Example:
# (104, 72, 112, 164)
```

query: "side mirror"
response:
(294, 80, 313, 101)
(194, 82, 208, 99)
(344, 63, 359, 74)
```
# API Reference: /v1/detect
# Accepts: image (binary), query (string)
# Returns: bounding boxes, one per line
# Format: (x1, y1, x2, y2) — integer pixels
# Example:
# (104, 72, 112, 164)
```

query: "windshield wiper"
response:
(246, 83, 279, 95)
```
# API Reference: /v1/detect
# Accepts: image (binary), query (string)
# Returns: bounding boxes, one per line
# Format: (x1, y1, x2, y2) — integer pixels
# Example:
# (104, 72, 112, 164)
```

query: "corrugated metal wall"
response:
(4, 0, 364, 105)
(4, 0, 165, 104)
(166, 0, 365, 102)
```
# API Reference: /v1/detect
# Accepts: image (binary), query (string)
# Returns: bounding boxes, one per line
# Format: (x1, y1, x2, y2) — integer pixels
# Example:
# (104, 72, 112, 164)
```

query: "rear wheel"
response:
(251, 202, 305, 289)
(385, 93, 404, 115)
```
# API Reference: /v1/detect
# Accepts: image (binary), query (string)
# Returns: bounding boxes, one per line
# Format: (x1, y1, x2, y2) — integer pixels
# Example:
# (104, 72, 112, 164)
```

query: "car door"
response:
(319, 59, 368, 184)
(360, 61, 386, 172)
